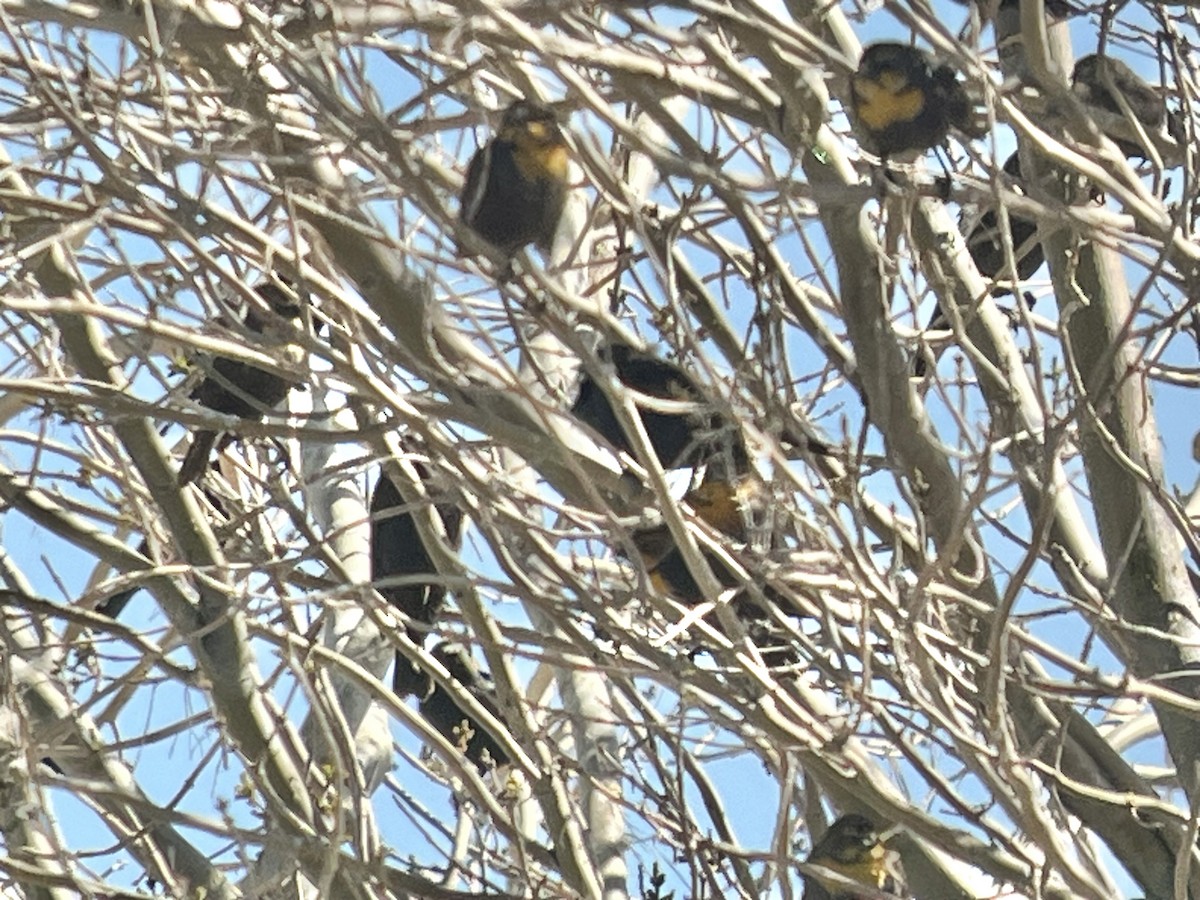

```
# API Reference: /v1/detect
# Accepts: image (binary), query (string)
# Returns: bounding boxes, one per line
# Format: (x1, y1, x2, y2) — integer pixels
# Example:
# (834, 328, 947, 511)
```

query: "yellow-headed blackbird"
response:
(177, 282, 303, 486)
(850, 43, 976, 159)
(371, 467, 465, 697)
(913, 152, 1042, 376)
(1071, 54, 1182, 158)
(460, 99, 569, 257)
(632, 478, 751, 604)
(630, 478, 798, 664)
(803, 813, 906, 900)
(418, 642, 511, 771)
(571, 341, 749, 472)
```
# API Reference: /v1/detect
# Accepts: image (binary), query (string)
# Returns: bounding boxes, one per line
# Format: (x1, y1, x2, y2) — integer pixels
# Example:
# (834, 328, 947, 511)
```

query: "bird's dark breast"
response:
(467, 142, 564, 254)
(645, 542, 747, 606)
(863, 103, 947, 157)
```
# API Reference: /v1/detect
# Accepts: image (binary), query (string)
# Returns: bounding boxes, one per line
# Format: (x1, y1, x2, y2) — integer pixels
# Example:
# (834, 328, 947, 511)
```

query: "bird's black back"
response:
(1073, 54, 1164, 126)
(418, 643, 510, 770)
(177, 281, 304, 485)
(189, 356, 295, 419)
(571, 342, 746, 471)
(188, 283, 302, 417)
(967, 152, 1044, 287)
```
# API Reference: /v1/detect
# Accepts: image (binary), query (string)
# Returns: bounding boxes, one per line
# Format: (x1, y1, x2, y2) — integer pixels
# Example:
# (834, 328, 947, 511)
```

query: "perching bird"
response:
(849, 42, 977, 160)
(1071, 54, 1181, 158)
(370, 465, 465, 697)
(177, 282, 303, 486)
(803, 813, 906, 900)
(460, 99, 569, 257)
(418, 642, 511, 771)
(571, 341, 749, 473)
(632, 477, 752, 605)
(913, 152, 1042, 376)
(629, 477, 798, 666)
(962, 152, 1043, 291)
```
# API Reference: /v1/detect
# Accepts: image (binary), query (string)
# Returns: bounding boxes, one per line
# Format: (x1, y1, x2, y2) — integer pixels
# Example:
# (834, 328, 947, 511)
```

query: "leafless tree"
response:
(1, 1, 1198, 898)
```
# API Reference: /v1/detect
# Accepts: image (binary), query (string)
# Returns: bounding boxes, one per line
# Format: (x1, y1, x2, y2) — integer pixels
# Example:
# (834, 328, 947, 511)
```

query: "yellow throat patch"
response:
(853, 70, 925, 130)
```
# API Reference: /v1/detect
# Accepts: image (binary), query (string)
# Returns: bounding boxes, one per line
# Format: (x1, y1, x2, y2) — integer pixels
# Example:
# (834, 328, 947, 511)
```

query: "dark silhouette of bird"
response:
(177, 282, 303, 486)
(803, 813, 906, 900)
(913, 152, 1042, 376)
(571, 341, 749, 473)
(849, 43, 977, 160)
(1071, 54, 1181, 158)
(370, 465, 465, 697)
(961, 152, 1043, 291)
(460, 99, 569, 258)
(418, 642, 511, 771)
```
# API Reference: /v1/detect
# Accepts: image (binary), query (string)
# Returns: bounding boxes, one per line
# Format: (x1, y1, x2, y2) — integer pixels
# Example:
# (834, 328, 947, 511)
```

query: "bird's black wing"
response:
(370, 468, 464, 697)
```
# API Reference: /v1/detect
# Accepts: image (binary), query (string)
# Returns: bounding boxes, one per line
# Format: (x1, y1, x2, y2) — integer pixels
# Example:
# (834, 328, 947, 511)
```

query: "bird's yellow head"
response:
(500, 99, 570, 181)
(851, 42, 937, 133)
(686, 478, 753, 540)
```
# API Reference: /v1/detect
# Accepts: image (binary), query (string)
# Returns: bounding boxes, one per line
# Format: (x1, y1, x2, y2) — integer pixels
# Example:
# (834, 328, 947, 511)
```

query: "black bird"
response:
(1071, 54, 1180, 158)
(571, 341, 749, 472)
(177, 282, 303, 486)
(418, 642, 511, 771)
(803, 813, 906, 900)
(913, 152, 1042, 376)
(460, 99, 569, 258)
(849, 43, 977, 160)
(962, 152, 1043, 290)
(370, 466, 465, 697)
